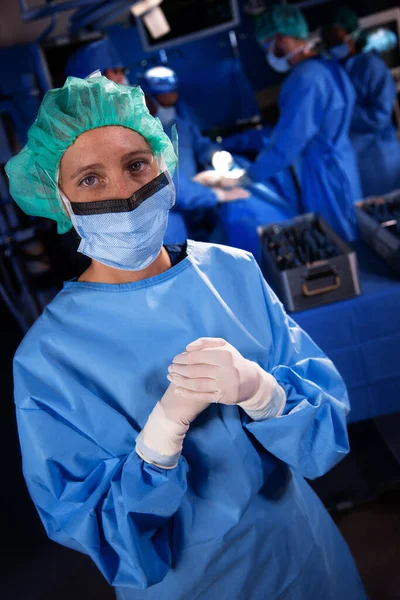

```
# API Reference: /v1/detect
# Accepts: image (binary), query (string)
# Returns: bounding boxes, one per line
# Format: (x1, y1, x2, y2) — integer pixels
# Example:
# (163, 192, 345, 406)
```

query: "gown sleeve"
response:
(243, 261, 350, 480)
(175, 173, 218, 210)
(349, 53, 396, 134)
(190, 121, 219, 168)
(13, 345, 188, 590)
(247, 70, 324, 182)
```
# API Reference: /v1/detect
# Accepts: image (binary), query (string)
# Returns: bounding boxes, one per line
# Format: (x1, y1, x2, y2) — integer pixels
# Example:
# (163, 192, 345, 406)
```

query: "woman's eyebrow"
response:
(122, 149, 153, 161)
(70, 163, 103, 180)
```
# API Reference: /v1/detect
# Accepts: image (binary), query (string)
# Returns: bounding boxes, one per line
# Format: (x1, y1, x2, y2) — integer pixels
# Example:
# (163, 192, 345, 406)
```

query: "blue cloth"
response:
(14, 241, 366, 599)
(178, 58, 260, 132)
(218, 184, 297, 262)
(164, 104, 219, 242)
(343, 51, 400, 197)
(248, 57, 362, 242)
(222, 128, 301, 211)
(295, 240, 400, 423)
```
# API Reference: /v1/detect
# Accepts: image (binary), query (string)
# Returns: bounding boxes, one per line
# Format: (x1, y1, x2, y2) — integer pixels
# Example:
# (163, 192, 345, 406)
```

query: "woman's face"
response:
(59, 126, 159, 203)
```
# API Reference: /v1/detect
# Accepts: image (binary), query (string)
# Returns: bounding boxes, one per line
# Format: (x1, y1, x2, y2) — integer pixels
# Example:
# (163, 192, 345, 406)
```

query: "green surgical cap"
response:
(333, 7, 359, 34)
(255, 5, 309, 43)
(5, 74, 177, 234)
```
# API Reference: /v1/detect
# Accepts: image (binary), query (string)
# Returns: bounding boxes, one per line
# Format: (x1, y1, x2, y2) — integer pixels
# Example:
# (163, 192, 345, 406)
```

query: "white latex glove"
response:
(192, 170, 222, 187)
(217, 175, 245, 189)
(167, 338, 286, 421)
(214, 187, 250, 203)
(136, 383, 209, 469)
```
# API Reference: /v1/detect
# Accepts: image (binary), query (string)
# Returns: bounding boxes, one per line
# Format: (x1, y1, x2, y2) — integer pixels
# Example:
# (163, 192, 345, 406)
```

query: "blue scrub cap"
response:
(65, 39, 123, 79)
(141, 67, 178, 95)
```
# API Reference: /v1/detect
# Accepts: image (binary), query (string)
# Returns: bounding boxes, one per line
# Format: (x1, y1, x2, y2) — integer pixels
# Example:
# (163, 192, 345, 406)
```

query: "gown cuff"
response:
(239, 368, 286, 421)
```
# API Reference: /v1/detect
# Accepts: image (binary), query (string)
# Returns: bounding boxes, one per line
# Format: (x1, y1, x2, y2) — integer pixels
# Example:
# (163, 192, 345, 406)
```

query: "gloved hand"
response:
(136, 383, 209, 469)
(215, 175, 245, 189)
(214, 187, 250, 203)
(167, 338, 286, 421)
(192, 170, 222, 186)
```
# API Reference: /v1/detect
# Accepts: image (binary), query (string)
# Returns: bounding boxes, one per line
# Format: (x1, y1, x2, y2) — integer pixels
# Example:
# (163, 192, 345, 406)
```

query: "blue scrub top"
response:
(14, 241, 366, 599)
(248, 56, 362, 241)
(344, 50, 400, 197)
(163, 105, 219, 244)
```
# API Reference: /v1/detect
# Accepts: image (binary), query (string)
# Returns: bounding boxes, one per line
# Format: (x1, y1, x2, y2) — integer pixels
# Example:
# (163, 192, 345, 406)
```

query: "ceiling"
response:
(0, 0, 128, 47)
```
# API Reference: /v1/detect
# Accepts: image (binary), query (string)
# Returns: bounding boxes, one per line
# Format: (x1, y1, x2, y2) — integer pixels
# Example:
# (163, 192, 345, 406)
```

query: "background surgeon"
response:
(140, 65, 250, 243)
(202, 5, 362, 243)
(323, 6, 400, 197)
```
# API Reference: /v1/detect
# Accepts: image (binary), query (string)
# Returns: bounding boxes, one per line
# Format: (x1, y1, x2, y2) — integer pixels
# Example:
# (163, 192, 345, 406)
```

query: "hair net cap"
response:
(65, 38, 123, 79)
(141, 66, 178, 95)
(333, 7, 359, 34)
(5, 75, 177, 234)
(255, 5, 309, 43)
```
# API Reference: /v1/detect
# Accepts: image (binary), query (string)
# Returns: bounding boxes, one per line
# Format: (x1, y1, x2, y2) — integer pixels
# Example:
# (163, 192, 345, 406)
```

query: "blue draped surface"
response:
(294, 241, 400, 422)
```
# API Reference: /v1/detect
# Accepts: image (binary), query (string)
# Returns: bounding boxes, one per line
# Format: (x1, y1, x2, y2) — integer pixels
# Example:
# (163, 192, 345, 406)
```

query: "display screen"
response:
(363, 20, 400, 69)
(138, 0, 239, 50)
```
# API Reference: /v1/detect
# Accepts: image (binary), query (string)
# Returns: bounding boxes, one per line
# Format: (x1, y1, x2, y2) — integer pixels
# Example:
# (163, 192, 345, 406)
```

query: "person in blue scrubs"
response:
(65, 38, 129, 84)
(145, 67, 297, 259)
(206, 5, 362, 243)
(323, 7, 400, 197)
(140, 66, 249, 244)
(6, 74, 366, 600)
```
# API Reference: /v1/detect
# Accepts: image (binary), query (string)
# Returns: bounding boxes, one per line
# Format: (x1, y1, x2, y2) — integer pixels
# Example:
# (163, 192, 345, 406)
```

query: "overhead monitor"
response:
(360, 8, 400, 91)
(136, 0, 240, 52)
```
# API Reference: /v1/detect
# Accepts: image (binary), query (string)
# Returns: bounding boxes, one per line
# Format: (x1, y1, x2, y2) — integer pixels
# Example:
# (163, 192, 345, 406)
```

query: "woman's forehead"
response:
(61, 126, 152, 169)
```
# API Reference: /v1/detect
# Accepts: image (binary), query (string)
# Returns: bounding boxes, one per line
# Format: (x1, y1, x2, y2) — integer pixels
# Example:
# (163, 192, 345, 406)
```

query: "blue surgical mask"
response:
(267, 39, 312, 73)
(156, 105, 176, 127)
(61, 172, 175, 271)
(329, 43, 350, 60)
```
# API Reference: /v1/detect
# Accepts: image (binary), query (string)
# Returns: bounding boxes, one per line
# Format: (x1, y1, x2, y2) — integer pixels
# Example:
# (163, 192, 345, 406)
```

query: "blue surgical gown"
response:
(248, 57, 362, 242)
(164, 105, 219, 244)
(343, 50, 400, 197)
(14, 241, 366, 599)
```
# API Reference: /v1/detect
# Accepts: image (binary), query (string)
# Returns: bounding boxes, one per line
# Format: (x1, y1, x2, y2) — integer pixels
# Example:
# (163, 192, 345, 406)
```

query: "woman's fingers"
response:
(173, 348, 232, 367)
(168, 363, 217, 380)
(167, 373, 219, 394)
(186, 337, 226, 352)
(173, 386, 222, 403)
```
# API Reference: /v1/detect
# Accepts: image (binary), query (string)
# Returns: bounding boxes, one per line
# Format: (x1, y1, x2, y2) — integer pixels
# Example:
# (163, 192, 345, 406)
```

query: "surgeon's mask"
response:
(60, 171, 176, 271)
(267, 39, 312, 73)
(329, 43, 350, 60)
(156, 105, 177, 128)
(329, 30, 361, 61)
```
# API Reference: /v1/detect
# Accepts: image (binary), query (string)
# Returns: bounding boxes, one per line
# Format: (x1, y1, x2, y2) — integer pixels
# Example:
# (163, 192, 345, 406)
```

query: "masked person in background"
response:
(6, 75, 366, 600)
(143, 67, 297, 260)
(65, 38, 129, 84)
(199, 5, 362, 243)
(140, 66, 249, 244)
(323, 7, 400, 197)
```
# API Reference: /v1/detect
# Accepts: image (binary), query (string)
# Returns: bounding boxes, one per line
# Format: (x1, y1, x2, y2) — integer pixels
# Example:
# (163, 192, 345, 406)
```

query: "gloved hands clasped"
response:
(136, 338, 286, 469)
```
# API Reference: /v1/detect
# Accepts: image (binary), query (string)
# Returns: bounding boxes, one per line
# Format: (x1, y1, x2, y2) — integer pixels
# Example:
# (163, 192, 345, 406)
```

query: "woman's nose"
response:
(113, 176, 135, 199)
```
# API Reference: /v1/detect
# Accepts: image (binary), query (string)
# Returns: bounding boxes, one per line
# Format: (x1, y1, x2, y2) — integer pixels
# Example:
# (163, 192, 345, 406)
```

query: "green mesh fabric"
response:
(5, 75, 177, 234)
(255, 5, 309, 43)
(333, 7, 359, 34)
(333, 7, 367, 50)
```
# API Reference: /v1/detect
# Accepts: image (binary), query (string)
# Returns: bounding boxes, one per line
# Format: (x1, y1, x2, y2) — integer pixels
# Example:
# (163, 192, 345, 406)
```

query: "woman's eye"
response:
(79, 175, 97, 187)
(130, 160, 147, 173)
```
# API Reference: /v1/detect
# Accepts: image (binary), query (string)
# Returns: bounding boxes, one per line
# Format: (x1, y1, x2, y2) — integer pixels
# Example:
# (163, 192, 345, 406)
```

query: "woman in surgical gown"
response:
(324, 7, 400, 197)
(6, 75, 366, 599)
